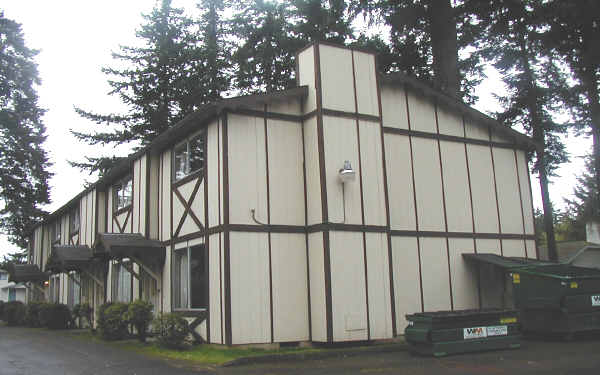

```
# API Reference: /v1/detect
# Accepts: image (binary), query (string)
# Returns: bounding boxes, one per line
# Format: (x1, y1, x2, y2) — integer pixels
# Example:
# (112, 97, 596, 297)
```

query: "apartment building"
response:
(17, 42, 537, 345)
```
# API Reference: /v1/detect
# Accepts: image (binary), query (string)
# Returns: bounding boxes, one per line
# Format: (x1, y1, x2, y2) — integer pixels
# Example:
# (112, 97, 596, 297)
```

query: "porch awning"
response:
(46, 245, 93, 274)
(6, 264, 48, 284)
(93, 233, 165, 266)
(462, 253, 553, 270)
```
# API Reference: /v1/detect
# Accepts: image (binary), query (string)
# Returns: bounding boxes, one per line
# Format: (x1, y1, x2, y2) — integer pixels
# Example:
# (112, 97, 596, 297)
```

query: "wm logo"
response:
(592, 295, 600, 306)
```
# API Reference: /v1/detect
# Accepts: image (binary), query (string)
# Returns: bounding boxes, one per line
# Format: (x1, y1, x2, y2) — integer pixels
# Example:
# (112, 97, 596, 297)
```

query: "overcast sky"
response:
(0, 1, 592, 259)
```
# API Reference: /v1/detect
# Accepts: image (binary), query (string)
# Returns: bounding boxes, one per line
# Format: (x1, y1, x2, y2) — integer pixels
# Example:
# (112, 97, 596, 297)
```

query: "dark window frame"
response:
(172, 131, 206, 185)
(172, 243, 208, 311)
(51, 220, 61, 244)
(113, 175, 133, 214)
(69, 206, 80, 235)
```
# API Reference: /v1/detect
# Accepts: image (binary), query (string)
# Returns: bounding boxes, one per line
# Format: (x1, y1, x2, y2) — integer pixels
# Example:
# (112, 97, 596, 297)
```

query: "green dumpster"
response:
(511, 264, 600, 337)
(405, 309, 521, 357)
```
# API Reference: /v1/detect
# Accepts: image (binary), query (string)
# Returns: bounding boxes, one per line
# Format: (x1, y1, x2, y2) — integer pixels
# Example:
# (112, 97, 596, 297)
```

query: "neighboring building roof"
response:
(1, 283, 27, 290)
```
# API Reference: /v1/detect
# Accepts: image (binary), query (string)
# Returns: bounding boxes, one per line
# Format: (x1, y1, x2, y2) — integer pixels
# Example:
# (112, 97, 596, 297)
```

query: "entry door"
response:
(8, 289, 16, 301)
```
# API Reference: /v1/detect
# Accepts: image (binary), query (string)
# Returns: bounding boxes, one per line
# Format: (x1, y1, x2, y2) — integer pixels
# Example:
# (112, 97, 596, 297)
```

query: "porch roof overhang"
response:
(6, 263, 48, 284)
(93, 233, 165, 266)
(462, 253, 553, 270)
(46, 245, 94, 274)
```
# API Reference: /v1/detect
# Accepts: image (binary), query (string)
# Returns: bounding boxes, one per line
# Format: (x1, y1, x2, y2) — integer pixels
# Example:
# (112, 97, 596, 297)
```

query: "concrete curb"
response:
(221, 342, 409, 367)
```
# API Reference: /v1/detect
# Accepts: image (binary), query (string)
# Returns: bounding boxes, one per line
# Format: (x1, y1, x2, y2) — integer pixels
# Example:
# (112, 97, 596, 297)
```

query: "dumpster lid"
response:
(516, 264, 600, 280)
(462, 253, 552, 270)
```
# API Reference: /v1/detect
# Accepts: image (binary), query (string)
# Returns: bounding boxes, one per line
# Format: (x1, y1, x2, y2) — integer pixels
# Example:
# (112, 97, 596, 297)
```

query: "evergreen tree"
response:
(474, 0, 569, 261)
(230, 0, 301, 94)
(0, 13, 51, 248)
(72, 0, 207, 174)
(197, 0, 231, 100)
(292, 0, 354, 44)
(565, 154, 598, 234)
(350, 0, 484, 102)
(542, 0, 600, 218)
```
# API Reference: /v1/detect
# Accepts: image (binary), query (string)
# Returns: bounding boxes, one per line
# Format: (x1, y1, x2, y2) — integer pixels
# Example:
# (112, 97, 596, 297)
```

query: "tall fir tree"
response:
(292, 0, 354, 43)
(542, 0, 600, 218)
(0, 12, 51, 249)
(230, 0, 301, 94)
(474, 0, 569, 261)
(564, 153, 597, 239)
(350, 0, 484, 102)
(72, 0, 207, 174)
(197, 0, 231, 100)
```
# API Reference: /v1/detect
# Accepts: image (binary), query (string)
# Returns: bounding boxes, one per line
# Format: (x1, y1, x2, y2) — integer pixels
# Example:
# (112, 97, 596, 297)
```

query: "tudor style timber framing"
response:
(24, 42, 539, 347)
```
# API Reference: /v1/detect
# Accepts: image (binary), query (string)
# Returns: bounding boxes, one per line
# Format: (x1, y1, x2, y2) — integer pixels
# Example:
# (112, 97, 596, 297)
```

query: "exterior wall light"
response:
(337, 160, 355, 223)
(338, 160, 356, 184)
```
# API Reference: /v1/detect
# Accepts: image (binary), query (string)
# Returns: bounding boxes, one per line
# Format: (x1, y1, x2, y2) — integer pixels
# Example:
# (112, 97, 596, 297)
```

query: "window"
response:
(0, 271, 7, 280)
(111, 262, 132, 303)
(113, 176, 133, 211)
(51, 220, 61, 243)
(49, 275, 60, 303)
(173, 133, 205, 182)
(172, 244, 207, 310)
(67, 273, 80, 308)
(70, 206, 80, 234)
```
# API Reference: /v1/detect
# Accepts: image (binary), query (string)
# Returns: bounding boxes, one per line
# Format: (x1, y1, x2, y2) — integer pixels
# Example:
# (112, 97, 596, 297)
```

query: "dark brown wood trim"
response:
(301, 109, 318, 122)
(524, 155, 539, 259)
(172, 178, 204, 238)
(145, 155, 151, 238)
(138, 159, 142, 233)
(218, 117, 223, 344)
(113, 205, 132, 219)
(351, 50, 370, 340)
(389, 230, 536, 240)
(204, 124, 210, 343)
(322, 108, 380, 123)
(228, 108, 302, 123)
(314, 43, 333, 343)
(462, 115, 481, 309)
(222, 112, 232, 346)
(374, 52, 397, 337)
(264, 106, 275, 343)
(488, 128, 503, 255)
(513, 149, 528, 257)
(113, 216, 123, 234)
(383, 126, 522, 150)
(301, 109, 312, 342)
(131, 161, 135, 234)
(94, 190, 99, 243)
(172, 169, 203, 188)
(307, 223, 388, 233)
(434, 102, 454, 311)
(405, 85, 425, 313)
(123, 209, 131, 234)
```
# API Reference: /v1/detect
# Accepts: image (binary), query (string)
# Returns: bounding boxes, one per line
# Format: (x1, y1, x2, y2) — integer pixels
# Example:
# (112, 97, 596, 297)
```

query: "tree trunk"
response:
(428, 0, 460, 97)
(518, 33, 558, 261)
(538, 153, 558, 261)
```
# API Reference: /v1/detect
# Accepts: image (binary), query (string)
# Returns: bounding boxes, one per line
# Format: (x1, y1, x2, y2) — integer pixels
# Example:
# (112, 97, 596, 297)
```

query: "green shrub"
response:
(98, 302, 129, 340)
(126, 300, 153, 342)
(153, 313, 189, 349)
(24, 302, 45, 327)
(73, 303, 93, 329)
(38, 303, 71, 329)
(0, 300, 4, 320)
(3, 301, 26, 326)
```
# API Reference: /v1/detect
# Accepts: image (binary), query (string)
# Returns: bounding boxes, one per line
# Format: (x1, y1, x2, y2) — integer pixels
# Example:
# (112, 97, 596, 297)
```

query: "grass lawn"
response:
(64, 330, 321, 366)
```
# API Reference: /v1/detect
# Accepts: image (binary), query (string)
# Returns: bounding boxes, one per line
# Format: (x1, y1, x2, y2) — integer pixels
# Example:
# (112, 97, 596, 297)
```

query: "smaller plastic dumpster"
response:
(512, 264, 600, 338)
(405, 309, 521, 357)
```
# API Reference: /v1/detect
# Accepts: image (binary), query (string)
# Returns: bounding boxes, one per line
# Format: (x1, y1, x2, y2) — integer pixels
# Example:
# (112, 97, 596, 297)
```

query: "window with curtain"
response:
(172, 244, 207, 310)
(111, 262, 132, 303)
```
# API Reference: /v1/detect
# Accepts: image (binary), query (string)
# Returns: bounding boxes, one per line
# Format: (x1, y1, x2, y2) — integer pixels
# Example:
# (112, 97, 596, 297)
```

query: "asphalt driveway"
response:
(1, 326, 599, 375)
